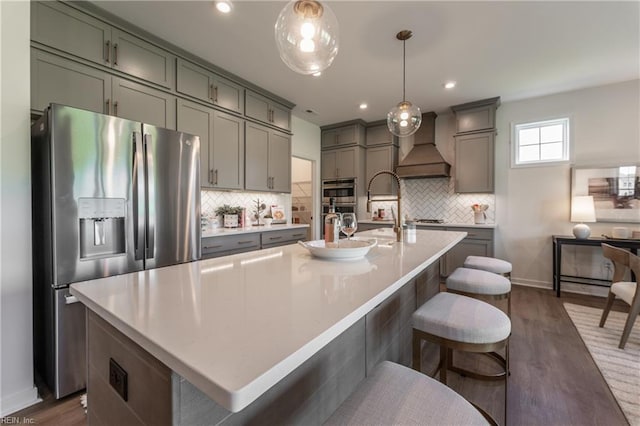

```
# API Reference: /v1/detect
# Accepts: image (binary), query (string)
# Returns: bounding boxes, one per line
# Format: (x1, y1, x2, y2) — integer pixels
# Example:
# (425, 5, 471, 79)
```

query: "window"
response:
(513, 117, 570, 166)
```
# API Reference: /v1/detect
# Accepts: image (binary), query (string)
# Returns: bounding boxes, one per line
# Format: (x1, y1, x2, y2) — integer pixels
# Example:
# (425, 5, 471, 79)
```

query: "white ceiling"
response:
(90, 1, 639, 127)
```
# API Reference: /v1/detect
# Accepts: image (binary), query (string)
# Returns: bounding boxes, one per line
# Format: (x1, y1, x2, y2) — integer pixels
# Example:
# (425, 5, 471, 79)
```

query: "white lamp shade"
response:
(570, 196, 596, 223)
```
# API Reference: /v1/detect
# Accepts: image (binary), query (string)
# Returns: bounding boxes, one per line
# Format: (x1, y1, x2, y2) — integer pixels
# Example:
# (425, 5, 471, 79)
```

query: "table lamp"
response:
(571, 195, 596, 239)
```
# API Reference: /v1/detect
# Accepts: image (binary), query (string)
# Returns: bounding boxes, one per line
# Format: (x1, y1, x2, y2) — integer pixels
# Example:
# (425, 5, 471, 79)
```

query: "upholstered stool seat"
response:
(324, 361, 489, 426)
(464, 255, 512, 277)
(412, 292, 510, 425)
(447, 267, 512, 316)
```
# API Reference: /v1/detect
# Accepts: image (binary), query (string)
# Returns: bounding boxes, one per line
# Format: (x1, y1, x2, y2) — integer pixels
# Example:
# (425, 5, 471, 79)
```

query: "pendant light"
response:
(387, 30, 422, 137)
(274, 0, 339, 75)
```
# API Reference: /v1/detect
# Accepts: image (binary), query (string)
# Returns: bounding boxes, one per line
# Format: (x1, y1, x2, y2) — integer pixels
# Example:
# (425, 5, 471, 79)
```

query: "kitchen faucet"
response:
(366, 170, 403, 242)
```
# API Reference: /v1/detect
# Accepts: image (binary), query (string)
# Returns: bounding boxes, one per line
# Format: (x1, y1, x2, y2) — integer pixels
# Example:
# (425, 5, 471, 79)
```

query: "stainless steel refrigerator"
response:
(31, 104, 201, 398)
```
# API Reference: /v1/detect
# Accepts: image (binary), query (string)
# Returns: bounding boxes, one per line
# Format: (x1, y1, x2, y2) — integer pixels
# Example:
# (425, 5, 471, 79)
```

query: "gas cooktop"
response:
(414, 219, 445, 224)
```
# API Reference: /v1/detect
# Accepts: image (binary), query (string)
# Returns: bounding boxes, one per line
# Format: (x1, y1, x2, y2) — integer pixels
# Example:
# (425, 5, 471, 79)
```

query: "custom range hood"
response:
(395, 111, 451, 178)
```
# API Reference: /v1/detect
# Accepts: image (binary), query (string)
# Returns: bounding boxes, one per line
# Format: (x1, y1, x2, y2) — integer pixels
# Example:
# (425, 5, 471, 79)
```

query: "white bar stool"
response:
(464, 255, 512, 279)
(324, 361, 489, 425)
(447, 267, 512, 316)
(412, 292, 510, 426)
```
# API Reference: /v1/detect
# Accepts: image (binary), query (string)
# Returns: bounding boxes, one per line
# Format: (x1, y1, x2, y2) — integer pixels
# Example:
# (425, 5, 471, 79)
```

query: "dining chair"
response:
(599, 243, 640, 349)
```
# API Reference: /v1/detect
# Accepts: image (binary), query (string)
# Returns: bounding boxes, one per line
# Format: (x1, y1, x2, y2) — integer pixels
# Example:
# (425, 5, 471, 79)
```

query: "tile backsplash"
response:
(369, 178, 495, 224)
(201, 190, 291, 224)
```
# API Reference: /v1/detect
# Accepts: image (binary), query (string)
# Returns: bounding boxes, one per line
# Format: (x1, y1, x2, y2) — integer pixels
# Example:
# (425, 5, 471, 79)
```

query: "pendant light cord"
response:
(402, 38, 406, 102)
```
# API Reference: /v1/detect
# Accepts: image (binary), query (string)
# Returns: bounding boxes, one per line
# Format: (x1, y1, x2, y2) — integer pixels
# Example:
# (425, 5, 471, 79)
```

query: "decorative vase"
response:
(223, 214, 239, 228)
(473, 211, 486, 224)
(263, 218, 273, 227)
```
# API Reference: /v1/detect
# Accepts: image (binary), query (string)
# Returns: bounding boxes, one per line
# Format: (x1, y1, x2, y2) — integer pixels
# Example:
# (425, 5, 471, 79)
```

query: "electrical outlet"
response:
(109, 358, 128, 401)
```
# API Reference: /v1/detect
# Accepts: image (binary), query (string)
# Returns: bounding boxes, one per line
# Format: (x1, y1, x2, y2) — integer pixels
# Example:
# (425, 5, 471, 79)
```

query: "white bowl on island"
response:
(298, 238, 377, 260)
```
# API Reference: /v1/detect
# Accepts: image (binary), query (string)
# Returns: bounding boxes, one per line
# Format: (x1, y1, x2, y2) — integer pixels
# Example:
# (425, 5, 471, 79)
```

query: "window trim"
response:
(511, 117, 571, 168)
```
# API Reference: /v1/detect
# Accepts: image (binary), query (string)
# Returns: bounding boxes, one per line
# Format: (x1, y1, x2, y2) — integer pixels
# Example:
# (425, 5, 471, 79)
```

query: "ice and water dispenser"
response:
(78, 198, 126, 259)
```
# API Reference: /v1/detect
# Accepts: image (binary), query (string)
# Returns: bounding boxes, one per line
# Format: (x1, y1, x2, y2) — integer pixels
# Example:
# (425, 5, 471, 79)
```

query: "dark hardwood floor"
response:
(11, 285, 629, 425)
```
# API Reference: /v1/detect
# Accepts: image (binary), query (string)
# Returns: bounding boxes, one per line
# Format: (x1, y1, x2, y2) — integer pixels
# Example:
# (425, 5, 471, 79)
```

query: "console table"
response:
(552, 235, 640, 297)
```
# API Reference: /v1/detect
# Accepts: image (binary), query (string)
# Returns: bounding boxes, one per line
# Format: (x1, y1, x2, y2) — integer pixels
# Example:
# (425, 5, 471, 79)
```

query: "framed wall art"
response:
(571, 165, 640, 223)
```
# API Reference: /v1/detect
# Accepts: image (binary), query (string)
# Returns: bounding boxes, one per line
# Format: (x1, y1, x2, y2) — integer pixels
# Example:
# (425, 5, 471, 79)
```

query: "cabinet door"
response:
(366, 124, 396, 146)
(245, 91, 270, 124)
(366, 146, 397, 195)
(270, 102, 291, 131)
(211, 74, 244, 114)
(177, 99, 213, 188)
(454, 132, 494, 193)
(31, 49, 110, 114)
(454, 105, 495, 134)
(321, 150, 337, 179)
(245, 122, 270, 191)
(321, 129, 338, 149)
(336, 147, 356, 178)
(336, 125, 357, 146)
(443, 239, 492, 276)
(269, 131, 291, 192)
(31, 1, 111, 67)
(176, 58, 213, 104)
(111, 29, 175, 89)
(112, 77, 176, 129)
(212, 111, 244, 190)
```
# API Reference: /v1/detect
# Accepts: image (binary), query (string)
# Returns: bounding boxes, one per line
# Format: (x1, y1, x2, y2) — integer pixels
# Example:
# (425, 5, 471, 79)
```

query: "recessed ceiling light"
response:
(359, 103, 368, 110)
(215, 1, 232, 14)
(444, 81, 456, 89)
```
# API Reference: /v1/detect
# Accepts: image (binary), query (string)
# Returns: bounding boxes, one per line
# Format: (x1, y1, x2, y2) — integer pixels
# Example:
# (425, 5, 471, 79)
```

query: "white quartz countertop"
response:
(202, 223, 309, 238)
(359, 220, 496, 229)
(70, 228, 465, 413)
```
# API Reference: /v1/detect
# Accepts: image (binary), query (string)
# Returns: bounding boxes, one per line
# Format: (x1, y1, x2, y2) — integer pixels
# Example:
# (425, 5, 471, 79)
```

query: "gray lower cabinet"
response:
(261, 228, 308, 249)
(245, 122, 291, 193)
(31, 49, 175, 128)
(441, 227, 494, 276)
(177, 99, 244, 190)
(321, 146, 364, 180)
(357, 222, 393, 232)
(454, 131, 495, 193)
(245, 90, 291, 131)
(31, 49, 111, 115)
(31, 1, 175, 89)
(176, 58, 243, 114)
(202, 233, 261, 259)
(366, 145, 398, 195)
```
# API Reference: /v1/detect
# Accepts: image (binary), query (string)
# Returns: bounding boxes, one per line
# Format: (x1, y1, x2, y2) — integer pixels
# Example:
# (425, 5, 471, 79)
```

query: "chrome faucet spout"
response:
(366, 170, 403, 242)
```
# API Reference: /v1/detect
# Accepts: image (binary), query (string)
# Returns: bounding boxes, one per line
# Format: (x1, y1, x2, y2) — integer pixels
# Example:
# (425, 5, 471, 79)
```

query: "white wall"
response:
(495, 79, 640, 292)
(291, 115, 321, 240)
(0, 1, 40, 415)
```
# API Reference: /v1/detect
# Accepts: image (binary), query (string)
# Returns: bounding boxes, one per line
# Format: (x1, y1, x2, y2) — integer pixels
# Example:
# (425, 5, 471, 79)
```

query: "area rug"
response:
(564, 303, 640, 425)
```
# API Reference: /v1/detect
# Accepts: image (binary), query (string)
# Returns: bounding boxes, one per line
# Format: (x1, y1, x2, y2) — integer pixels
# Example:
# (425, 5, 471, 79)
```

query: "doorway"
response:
(291, 156, 315, 240)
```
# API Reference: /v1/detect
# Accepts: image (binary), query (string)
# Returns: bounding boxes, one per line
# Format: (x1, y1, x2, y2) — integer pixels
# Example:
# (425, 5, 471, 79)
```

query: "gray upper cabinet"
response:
(112, 77, 176, 128)
(176, 58, 243, 114)
(31, 49, 111, 114)
(321, 123, 365, 149)
(321, 146, 364, 180)
(454, 132, 495, 193)
(110, 29, 175, 89)
(366, 145, 398, 195)
(365, 123, 397, 147)
(31, 1, 175, 89)
(31, 1, 110, 66)
(450, 97, 500, 134)
(245, 122, 291, 192)
(245, 90, 291, 131)
(177, 99, 244, 190)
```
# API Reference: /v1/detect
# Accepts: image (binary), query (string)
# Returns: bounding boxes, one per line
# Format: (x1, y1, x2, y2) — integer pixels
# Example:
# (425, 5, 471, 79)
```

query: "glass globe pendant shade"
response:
(387, 101, 422, 137)
(274, 0, 339, 75)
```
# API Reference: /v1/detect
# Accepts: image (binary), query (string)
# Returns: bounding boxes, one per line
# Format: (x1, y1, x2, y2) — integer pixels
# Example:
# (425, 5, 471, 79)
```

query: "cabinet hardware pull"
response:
(113, 43, 118, 66)
(214, 86, 218, 102)
(209, 84, 213, 101)
(209, 169, 214, 184)
(292, 234, 305, 237)
(238, 240, 254, 244)
(114, 101, 118, 116)
(214, 169, 218, 185)
(205, 245, 222, 249)
(106, 99, 111, 114)
(269, 236, 282, 240)
(105, 41, 110, 63)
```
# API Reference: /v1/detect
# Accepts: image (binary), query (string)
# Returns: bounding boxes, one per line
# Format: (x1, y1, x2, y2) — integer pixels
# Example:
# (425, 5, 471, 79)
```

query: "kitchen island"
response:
(70, 228, 466, 425)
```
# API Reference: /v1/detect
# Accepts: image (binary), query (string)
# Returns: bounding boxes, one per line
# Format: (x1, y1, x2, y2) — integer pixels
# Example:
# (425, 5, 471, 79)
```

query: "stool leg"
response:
(505, 339, 509, 426)
(439, 346, 449, 384)
(507, 292, 512, 317)
(412, 330, 421, 372)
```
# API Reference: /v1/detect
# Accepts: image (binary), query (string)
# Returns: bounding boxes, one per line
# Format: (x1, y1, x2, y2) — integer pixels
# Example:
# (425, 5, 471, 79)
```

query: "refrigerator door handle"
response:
(133, 132, 145, 261)
(144, 134, 155, 260)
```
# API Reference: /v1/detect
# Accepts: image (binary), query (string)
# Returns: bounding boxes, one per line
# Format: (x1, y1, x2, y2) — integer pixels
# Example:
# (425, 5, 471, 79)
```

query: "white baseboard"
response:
(511, 277, 551, 289)
(0, 386, 41, 417)
(511, 277, 608, 297)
